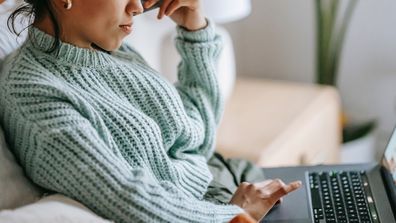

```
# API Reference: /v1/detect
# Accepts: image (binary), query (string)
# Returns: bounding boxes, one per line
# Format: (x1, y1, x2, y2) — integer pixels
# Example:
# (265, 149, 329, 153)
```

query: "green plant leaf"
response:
(315, 0, 358, 86)
(343, 120, 376, 143)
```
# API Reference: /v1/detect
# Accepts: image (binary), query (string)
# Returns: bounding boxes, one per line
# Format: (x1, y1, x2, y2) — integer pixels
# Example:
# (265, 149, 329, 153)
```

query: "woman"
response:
(0, 0, 301, 222)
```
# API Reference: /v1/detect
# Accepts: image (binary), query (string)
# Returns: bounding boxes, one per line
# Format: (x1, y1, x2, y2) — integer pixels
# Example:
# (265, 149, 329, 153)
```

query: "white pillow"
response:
(0, 0, 28, 60)
(0, 0, 41, 210)
(0, 126, 42, 210)
(0, 194, 114, 223)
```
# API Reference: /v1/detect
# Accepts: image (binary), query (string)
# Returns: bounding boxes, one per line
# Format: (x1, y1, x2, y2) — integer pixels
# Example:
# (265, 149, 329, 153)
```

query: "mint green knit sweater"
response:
(0, 21, 244, 222)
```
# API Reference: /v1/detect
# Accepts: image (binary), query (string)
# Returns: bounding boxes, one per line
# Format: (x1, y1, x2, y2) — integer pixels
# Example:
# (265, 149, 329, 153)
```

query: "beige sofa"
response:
(216, 78, 341, 167)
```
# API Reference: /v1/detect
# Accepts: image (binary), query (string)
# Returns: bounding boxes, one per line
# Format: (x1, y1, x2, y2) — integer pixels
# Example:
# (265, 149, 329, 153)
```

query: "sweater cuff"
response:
(176, 18, 216, 43)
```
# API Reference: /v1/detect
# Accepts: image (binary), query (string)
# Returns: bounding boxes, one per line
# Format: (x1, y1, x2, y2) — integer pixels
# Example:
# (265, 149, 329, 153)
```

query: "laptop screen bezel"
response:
(380, 126, 396, 212)
(381, 166, 396, 215)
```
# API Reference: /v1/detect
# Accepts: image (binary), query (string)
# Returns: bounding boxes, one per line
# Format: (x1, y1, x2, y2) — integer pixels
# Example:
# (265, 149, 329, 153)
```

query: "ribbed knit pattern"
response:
(0, 21, 244, 222)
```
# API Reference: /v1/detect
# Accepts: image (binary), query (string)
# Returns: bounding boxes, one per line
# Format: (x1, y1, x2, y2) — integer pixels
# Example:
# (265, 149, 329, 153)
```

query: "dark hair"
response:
(7, 0, 61, 53)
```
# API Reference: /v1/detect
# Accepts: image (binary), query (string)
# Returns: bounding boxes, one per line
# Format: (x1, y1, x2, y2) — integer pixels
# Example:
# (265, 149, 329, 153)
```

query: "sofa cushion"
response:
(0, 0, 42, 211)
(0, 194, 113, 223)
(0, 126, 42, 210)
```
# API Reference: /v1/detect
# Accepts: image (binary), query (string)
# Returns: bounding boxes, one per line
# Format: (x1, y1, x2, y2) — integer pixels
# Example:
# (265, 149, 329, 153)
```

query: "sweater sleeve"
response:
(174, 19, 224, 159)
(18, 100, 243, 223)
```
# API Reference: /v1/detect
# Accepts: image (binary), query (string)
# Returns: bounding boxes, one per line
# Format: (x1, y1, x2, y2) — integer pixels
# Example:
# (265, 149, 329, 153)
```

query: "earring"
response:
(64, 0, 72, 10)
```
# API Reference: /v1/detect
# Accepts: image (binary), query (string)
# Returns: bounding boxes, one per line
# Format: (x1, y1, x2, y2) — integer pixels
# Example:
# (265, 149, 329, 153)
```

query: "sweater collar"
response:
(27, 26, 115, 67)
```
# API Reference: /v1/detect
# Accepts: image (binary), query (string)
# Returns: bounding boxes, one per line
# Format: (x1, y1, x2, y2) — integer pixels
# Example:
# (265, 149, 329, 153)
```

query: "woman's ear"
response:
(62, 0, 72, 10)
(51, 0, 72, 11)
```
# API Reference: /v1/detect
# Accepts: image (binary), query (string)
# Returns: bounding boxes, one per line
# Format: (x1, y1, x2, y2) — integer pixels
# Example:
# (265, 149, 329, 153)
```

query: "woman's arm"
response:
(3, 97, 243, 223)
(174, 20, 224, 159)
(32, 120, 242, 223)
(141, 0, 222, 159)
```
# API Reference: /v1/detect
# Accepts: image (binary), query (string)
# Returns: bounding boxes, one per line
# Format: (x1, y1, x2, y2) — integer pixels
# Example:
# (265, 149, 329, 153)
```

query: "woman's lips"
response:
(119, 24, 133, 34)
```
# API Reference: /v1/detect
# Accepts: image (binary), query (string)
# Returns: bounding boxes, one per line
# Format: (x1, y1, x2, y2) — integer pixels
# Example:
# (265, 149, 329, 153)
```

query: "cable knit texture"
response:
(0, 21, 244, 222)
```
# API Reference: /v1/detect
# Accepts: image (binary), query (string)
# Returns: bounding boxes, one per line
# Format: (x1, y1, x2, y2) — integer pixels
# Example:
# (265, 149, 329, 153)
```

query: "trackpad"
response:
(261, 186, 310, 222)
(260, 168, 311, 223)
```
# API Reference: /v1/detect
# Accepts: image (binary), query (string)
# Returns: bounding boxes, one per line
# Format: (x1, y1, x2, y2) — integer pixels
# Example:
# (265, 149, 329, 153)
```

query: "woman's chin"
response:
(92, 41, 122, 52)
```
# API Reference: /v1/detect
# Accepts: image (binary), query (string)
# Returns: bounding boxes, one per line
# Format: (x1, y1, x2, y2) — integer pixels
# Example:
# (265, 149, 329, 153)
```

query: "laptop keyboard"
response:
(309, 171, 380, 223)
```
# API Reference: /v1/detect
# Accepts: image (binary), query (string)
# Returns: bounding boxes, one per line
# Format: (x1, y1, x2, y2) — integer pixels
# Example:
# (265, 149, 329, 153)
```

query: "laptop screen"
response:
(382, 127, 396, 185)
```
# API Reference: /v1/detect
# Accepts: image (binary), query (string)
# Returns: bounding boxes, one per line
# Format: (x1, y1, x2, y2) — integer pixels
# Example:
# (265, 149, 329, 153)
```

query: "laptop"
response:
(261, 127, 396, 223)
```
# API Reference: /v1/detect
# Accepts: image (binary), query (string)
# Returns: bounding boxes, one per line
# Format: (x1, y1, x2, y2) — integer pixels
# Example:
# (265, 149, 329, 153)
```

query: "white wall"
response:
(124, 11, 174, 73)
(225, 0, 315, 82)
(224, 0, 396, 149)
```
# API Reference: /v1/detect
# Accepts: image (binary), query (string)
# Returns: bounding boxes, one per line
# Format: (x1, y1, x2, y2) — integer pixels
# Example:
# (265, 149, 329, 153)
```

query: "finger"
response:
(268, 188, 288, 204)
(286, 181, 303, 193)
(265, 179, 287, 191)
(239, 182, 251, 188)
(165, 0, 184, 16)
(257, 179, 286, 199)
(269, 180, 301, 193)
(277, 180, 302, 195)
(144, 0, 160, 9)
(158, 0, 173, 19)
(267, 181, 302, 203)
(253, 180, 274, 188)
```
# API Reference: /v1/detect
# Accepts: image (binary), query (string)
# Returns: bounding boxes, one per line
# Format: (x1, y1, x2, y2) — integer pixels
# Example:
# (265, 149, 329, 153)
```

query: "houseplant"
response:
(314, 0, 376, 161)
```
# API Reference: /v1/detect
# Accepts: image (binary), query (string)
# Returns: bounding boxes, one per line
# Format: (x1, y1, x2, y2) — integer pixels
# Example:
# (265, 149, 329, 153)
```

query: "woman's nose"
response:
(127, 0, 144, 16)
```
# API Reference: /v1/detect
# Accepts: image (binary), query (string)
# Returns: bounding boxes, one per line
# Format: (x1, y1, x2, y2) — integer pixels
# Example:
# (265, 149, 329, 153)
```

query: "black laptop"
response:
(261, 127, 396, 223)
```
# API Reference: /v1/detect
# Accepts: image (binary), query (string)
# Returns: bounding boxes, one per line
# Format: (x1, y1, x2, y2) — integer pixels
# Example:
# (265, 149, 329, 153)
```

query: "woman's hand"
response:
(143, 0, 207, 31)
(229, 179, 302, 222)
